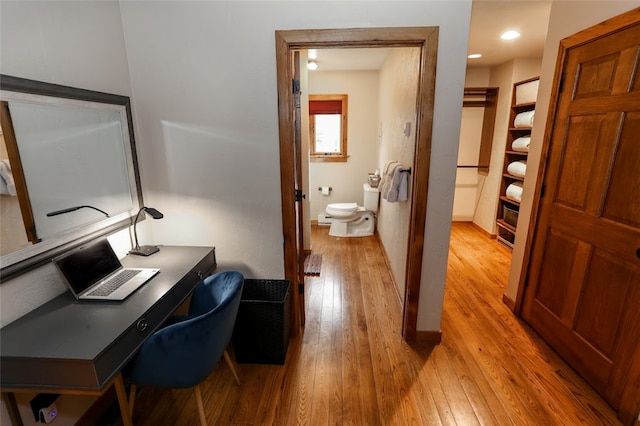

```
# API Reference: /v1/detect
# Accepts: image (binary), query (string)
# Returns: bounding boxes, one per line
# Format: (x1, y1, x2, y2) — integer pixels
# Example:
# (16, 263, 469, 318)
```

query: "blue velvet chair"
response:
(125, 270, 244, 426)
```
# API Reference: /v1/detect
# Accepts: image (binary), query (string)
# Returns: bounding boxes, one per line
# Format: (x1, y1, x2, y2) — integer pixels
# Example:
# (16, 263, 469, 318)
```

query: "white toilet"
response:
(326, 183, 380, 237)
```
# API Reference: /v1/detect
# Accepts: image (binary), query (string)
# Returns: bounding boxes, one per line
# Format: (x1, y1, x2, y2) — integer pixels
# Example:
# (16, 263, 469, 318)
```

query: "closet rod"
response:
(457, 165, 489, 169)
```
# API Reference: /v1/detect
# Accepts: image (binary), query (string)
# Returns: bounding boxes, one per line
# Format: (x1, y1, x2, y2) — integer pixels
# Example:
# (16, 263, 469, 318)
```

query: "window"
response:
(309, 94, 348, 162)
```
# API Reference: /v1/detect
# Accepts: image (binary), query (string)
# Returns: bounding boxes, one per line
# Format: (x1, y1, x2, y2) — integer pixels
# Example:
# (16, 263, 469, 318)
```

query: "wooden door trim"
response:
(515, 8, 640, 424)
(275, 27, 439, 341)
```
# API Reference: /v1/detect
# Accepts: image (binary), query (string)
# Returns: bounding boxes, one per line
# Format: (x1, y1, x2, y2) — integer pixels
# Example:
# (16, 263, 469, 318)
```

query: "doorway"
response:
(276, 27, 439, 340)
(303, 45, 420, 312)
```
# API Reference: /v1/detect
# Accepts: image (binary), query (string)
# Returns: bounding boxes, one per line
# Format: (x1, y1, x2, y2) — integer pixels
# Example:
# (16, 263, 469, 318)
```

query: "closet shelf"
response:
(497, 219, 517, 233)
(503, 173, 525, 181)
(500, 196, 520, 206)
(496, 76, 539, 250)
(512, 101, 536, 110)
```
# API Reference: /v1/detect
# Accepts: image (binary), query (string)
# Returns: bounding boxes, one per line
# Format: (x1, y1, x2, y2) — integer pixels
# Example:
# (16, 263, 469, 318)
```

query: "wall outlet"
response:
(30, 393, 59, 423)
(39, 403, 58, 423)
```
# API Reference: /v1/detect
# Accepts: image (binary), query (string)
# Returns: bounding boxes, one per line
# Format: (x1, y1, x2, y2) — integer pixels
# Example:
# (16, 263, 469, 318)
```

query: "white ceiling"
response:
(307, 1, 551, 71)
(467, 0, 551, 68)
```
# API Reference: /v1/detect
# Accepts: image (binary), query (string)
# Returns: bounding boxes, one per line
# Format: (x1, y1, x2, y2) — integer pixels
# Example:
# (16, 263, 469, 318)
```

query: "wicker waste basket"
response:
(232, 279, 291, 364)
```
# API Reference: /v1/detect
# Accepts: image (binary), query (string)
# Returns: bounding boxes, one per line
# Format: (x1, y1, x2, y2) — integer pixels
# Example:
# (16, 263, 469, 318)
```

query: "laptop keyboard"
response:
(87, 269, 142, 297)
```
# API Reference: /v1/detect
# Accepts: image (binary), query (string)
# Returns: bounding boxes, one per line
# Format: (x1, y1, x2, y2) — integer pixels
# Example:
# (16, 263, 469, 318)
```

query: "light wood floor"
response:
(130, 223, 621, 425)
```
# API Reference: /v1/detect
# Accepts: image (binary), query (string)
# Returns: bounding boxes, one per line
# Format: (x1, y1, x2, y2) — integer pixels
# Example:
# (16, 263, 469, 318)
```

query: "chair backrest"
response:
(125, 271, 244, 388)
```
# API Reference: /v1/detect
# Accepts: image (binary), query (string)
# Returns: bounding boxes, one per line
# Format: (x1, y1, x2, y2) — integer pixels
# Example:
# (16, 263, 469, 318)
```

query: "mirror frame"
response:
(0, 74, 144, 280)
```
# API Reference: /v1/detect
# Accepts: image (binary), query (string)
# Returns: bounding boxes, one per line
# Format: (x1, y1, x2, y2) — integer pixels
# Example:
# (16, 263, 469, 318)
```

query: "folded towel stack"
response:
(506, 182, 523, 203)
(507, 160, 527, 178)
(511, 136, 531, 152)
(514, 110, 535, 128)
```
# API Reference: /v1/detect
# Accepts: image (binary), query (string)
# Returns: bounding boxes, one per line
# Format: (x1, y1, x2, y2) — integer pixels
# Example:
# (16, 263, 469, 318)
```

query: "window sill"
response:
(310, 156, 348, 163)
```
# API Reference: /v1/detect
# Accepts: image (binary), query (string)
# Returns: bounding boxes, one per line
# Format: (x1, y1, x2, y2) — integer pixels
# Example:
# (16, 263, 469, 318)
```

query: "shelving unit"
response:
(496, 76, 539, 249)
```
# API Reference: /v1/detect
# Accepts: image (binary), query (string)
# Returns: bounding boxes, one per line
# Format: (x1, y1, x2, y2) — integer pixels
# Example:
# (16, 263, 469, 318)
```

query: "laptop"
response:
(53, 238, 159, 301)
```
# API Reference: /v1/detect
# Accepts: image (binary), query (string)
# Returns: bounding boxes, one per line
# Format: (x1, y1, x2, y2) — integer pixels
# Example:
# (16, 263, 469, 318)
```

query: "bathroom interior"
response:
(300, 5, 548, 300)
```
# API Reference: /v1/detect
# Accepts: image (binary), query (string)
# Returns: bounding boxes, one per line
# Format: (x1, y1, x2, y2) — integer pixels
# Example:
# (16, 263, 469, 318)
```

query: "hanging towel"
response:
(380, 161, 398, 201)
(0, 159, 16, 196)
(397, 168, 409, 202)
(386, 164, 408, 203)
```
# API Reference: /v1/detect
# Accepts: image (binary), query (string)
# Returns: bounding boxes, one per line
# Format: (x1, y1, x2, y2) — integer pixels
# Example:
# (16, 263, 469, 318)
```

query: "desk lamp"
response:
(129, 207, 164, 256)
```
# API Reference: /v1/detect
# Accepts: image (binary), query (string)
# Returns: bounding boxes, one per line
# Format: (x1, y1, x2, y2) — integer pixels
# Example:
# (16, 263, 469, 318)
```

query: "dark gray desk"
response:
(1, 246, 216, 425)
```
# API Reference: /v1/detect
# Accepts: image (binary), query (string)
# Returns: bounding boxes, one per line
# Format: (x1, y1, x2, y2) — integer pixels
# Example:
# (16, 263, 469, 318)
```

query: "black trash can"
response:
(232, 279, 291, 364)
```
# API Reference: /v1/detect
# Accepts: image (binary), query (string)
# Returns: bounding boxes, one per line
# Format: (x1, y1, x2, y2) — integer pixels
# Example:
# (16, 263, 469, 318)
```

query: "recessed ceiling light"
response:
(308, 49, 318, 59)
(468, 53, 482, 59)
(501, 30, 521, 40)
(307, 61, 319, 71)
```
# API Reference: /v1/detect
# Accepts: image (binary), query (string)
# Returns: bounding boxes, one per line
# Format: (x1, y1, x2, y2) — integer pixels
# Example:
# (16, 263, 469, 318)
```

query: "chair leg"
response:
(113, 373, 133, 426)
(194, 384, 207, 426)
(128, 384, 137, 417)
(224, 350, 240, 385)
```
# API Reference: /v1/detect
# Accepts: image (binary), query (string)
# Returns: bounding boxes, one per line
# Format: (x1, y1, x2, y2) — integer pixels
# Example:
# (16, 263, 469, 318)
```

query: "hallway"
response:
(125, 224, 620, 425)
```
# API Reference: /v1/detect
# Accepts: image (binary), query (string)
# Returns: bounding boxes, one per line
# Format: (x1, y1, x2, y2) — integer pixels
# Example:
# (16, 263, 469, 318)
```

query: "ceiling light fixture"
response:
(500, 30, 521, 40)
(307, 61, 319, 71)
(308, 49, 318, 59)
(467, 53, 482, 59)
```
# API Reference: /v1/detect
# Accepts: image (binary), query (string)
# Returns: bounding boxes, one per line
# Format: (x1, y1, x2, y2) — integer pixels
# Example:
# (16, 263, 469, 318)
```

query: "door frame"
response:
(513, 8, 640, 424)
(275, 27, 439, 340)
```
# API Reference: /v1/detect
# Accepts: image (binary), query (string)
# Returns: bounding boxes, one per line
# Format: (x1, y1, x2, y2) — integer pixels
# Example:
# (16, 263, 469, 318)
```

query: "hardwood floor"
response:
(130, 223, 621, 425)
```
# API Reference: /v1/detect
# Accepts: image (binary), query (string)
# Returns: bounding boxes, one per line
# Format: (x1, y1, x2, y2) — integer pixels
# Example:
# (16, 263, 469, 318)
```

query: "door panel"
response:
(603, 111, 640, 227)
(554, 114, 606, 210)
(522, 17, 640, 420)
(574, 249, 636, 357)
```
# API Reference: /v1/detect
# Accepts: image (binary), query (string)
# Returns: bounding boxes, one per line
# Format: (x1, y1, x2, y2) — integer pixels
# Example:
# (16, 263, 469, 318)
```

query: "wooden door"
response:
(293, 51, 306, 325)
(522, 11, 640, 423)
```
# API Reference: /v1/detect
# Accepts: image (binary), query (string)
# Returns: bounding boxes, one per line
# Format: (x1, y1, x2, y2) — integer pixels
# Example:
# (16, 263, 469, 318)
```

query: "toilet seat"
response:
(326, 202, 359, 218)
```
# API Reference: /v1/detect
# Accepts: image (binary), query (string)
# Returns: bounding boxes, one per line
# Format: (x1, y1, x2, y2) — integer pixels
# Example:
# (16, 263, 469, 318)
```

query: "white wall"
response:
(0, 2, 133, 423)
(453, 68, 491, 221)
(377, 47, 421, 297)
(0, 1, 473, 423)
(118, 1, 472, 334)
(506, 1, 640, 300)
(307, 70, 379, 220)
(0, 1, 135, 327)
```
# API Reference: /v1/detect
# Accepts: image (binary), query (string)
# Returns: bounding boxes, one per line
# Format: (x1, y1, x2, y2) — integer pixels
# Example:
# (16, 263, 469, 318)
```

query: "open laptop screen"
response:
(54, 239, 121, 295)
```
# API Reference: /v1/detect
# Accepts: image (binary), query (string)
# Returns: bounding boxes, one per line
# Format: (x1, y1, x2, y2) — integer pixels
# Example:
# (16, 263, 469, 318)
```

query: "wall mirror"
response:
(0, 74, 143, 279)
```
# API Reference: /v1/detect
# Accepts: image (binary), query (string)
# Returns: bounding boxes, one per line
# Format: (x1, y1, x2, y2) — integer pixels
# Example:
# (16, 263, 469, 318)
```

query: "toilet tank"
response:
(363, 183, 380, 213)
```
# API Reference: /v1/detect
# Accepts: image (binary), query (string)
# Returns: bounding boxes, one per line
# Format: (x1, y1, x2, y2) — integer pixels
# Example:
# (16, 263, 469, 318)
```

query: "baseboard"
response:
(502, 293, 516, 312)
(472, 222, 496, 239)
(375, 233, 403, 306)
(415, 330, 442, 344)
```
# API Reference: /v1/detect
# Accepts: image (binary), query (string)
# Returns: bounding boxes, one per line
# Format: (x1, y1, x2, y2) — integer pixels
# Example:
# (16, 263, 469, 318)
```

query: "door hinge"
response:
(295, 189, 305, 202)
(558, 76, 565, 93)
(540, 184, 546, 198)
(298, 283, 304, 294)
(292, 79, 300, 95)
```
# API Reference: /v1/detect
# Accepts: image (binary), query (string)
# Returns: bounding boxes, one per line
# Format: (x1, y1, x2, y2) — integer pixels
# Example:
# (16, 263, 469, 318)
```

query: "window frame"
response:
(309, 94, 348, 162)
